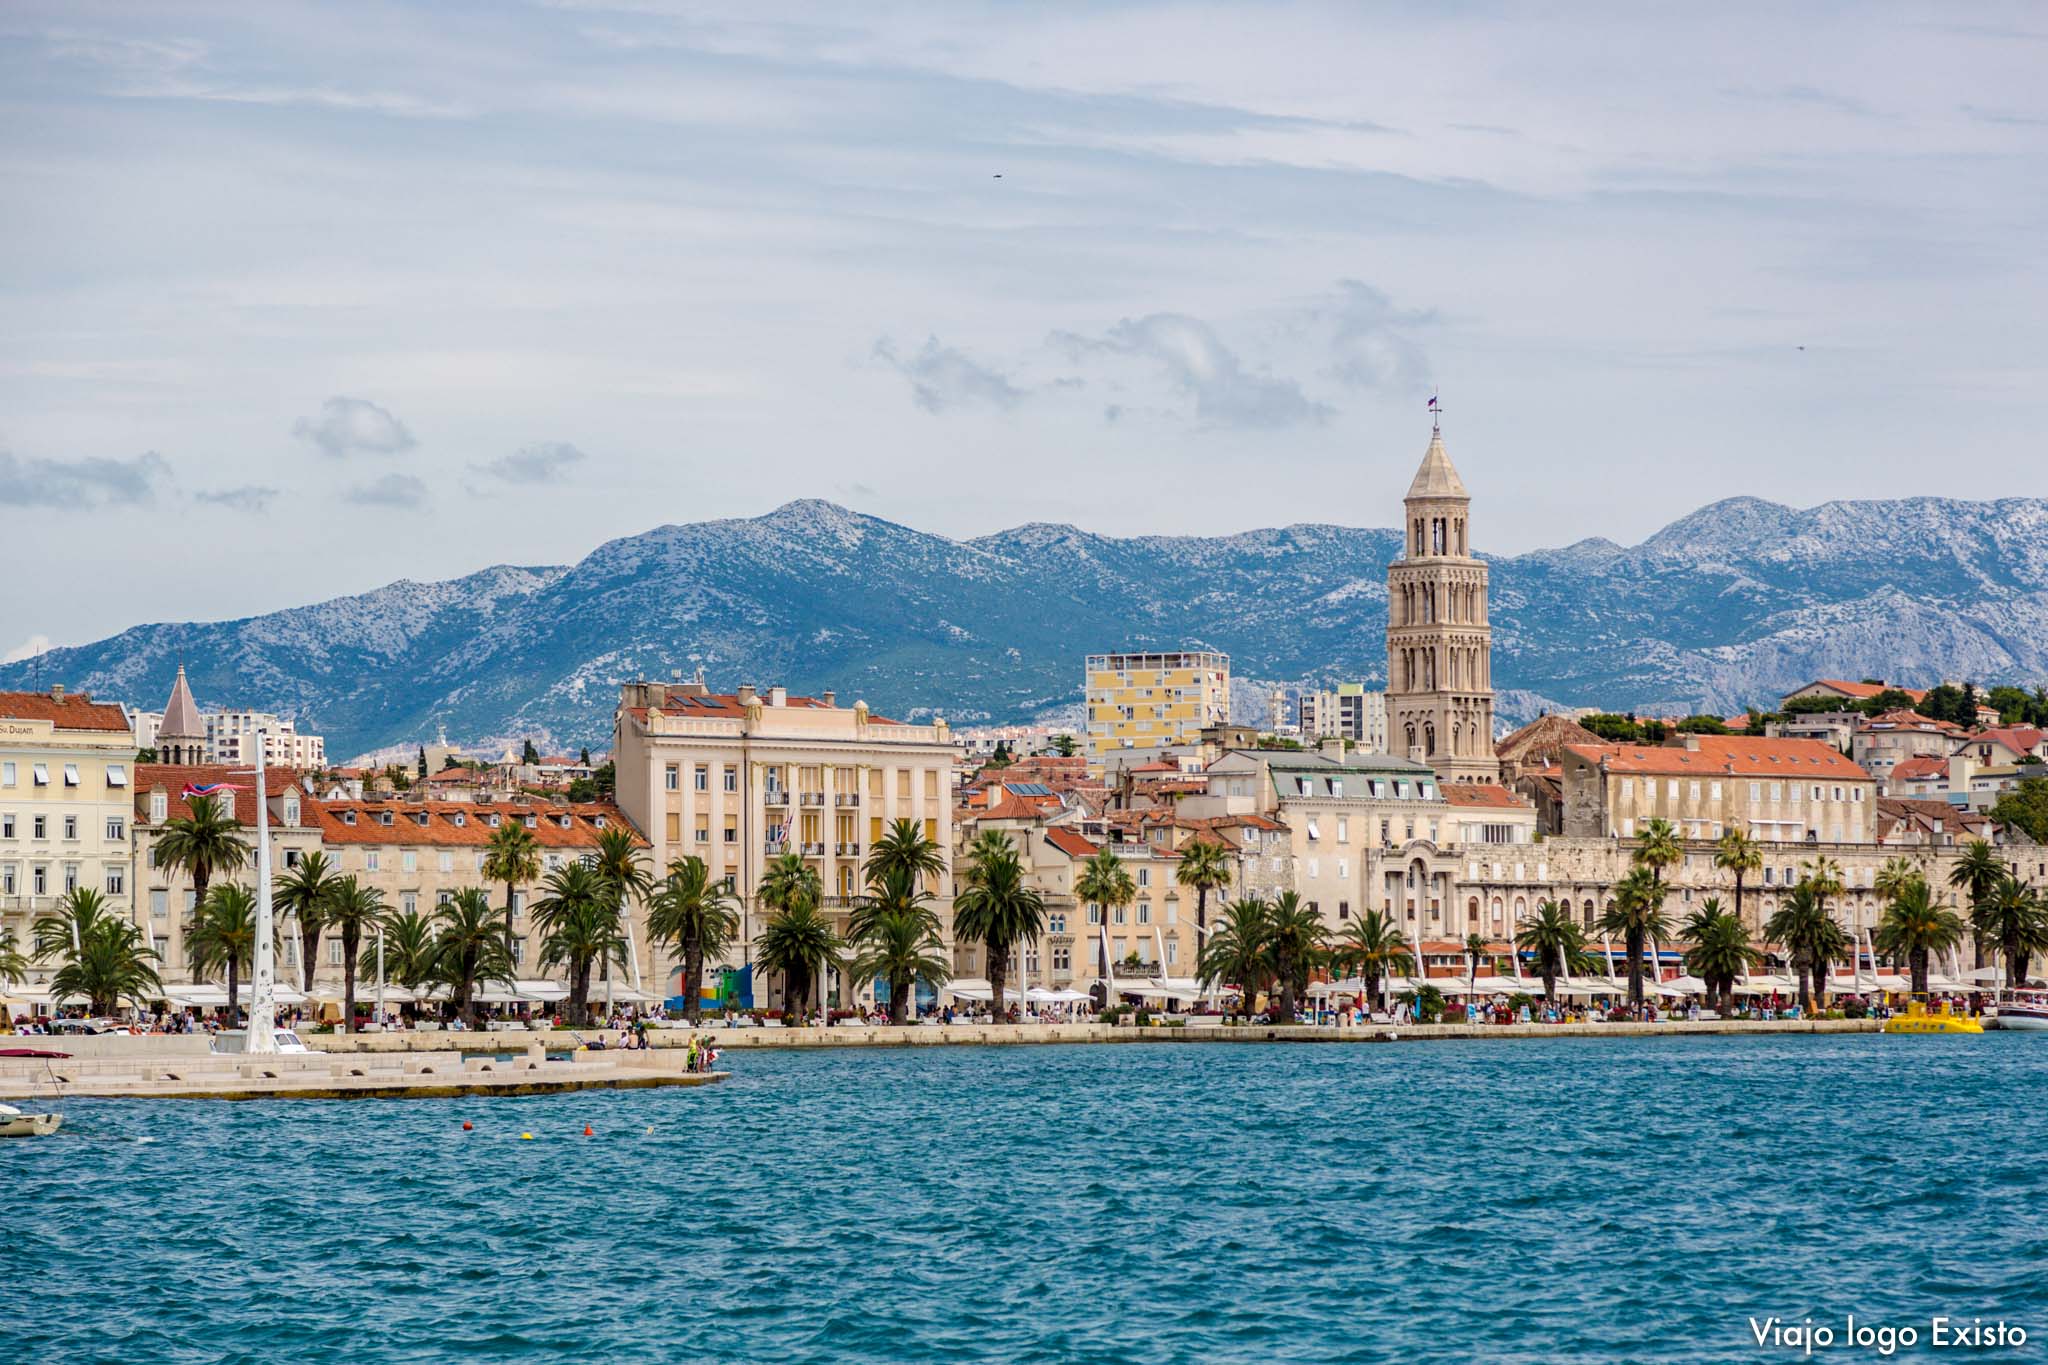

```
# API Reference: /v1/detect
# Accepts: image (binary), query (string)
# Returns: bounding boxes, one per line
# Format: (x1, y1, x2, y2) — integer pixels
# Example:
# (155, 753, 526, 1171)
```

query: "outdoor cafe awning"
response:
(475, 979, 570, 1004)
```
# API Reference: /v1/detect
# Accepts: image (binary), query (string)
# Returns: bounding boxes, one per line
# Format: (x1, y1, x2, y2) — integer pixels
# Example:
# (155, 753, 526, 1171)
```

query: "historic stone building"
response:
(1385, 421, 1499, 784)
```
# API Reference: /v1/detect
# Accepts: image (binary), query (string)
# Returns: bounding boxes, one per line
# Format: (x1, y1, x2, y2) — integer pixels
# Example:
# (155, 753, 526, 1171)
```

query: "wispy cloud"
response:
(1055, 314, 1331, 429)
(195, 484, 280, 513)
(471, 441, 587, 484)
(0, 448, 171, 507)
(343, 473, 428, 508)
(2, 634, 53, 665)
(873, 337, 1026, 414)
(293, 397, 417, 458)
(1316, 281, 1432, 391)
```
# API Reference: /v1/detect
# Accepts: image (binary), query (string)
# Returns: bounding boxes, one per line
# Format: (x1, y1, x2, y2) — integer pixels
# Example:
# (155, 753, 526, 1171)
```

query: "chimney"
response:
(985, 785, 1004, 809)
(822, 690, 836, 708)
(1318, 737, 1345, 761)
(769, 686, 787, 708)
(49, 682, 64, 701)
(1681, 734, 1701, 752)
(649, 683, 668, 706)
(736, 684, 757, 706)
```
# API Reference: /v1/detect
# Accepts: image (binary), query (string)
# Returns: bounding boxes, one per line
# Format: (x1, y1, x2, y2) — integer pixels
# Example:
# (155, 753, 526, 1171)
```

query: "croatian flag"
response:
(1427, 394, 1439, 411)
(182, 781, 238, 797)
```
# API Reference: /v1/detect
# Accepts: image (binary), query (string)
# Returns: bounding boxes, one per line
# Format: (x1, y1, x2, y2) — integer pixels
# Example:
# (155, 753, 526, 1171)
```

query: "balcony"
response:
(835, 793, 861, 807)
(764, 789, 790, 807)
(799, 792, 827, 807)
(836, 842, 862, 857)
(764, 840, 789, 855)
(802, 841, 827, 856)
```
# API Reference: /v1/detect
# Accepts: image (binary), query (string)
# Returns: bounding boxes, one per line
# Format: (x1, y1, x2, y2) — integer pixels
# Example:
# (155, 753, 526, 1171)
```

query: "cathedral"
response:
(1385, 420, 1500, 784)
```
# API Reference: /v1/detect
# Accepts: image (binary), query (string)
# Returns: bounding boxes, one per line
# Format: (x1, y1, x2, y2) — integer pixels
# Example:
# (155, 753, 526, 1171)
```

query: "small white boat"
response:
(0, 1102, 62, 1137)
(1988, 992, 2048, 1032)
(210, 1029, 312, 1055)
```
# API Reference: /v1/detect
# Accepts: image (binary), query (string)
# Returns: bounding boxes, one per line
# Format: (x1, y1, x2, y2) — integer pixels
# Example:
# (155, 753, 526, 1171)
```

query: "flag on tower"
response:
(1427, 394, 1439, 411)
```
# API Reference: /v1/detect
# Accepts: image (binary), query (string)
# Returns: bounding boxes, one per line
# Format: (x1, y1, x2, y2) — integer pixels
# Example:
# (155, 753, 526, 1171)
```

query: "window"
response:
(1112, 904, 1126, 925)
(1088, 904, 1101, 925)
(329, 939, 345, 966)
(63, 763, 80, 787)
(104, 815, 125, 841)
(1137, 902, 1150, 924)
(1052, 947, 1071, 973)
(32, 865, 47, 895)
(32, 815, 46, 839)
(107, 763, 127, 787)
(1336, 817, 1349, 844)
(1137, 867, 1150, 888)
(0, 815, 10, 839)
(401, 851, 418, 872)
(1048, 911, 1065, 934)
(438, 852, 453, 873)
(723, 766, 738, 793)
(403, 892, 418, 915)
(62, 815, 78, 840)
(62, 864, 78, 893)
(150, 889, 167, 918)
(105, 865, 125, 895)
(366, 851, 381, 872)
(1305, 817, 1321, 842)
(665, 764, 680, 791)
(32, 764, 49, 786)
(1306, 858, 1319, 878)
(0, 761, 12, 785)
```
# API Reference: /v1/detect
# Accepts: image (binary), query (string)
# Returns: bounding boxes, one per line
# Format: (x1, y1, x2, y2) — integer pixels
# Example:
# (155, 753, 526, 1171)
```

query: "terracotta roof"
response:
(316, 799, 643, 848)
(1443, 782, 1532, 809)
(1565, 737, 1871, 780)
(624, 692, 904, 726)
(134, 763, 310, 827)
(1801, 679, 1928, 703)
(1495, 713, 1601, 762)
(1964, 727, 2045, 756)
(0, 689, 132, 733)
(1043, 827, 1099, 860)
(1891, 756, 1948, 783)
(1859, 709, 1961, 734)
(960, 793, 1061, 823)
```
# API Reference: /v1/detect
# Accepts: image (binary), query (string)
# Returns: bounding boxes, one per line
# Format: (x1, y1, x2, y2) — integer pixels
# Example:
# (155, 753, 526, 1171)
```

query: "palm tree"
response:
(1175, 838, 1234, 938)
(275, 850, 340, 992)
(952, 834, 1046, 1022)
(46, 914, 162, 1017)
(1876, 875, 1966, 998)
(1075, 848, 1135, 996)
(378, 906, 439, 1020)
(323, 875, 388, 1034)
(645, 856, 740, 1024)
(1948, 839, 2004, 968)
(432, 887, 514, 1027)
(866, 818, 946, 889)
(1601, 866, 1671, 1008)
(1197, 896, 1271, 1018)
(1680, 897, 1760, 1013)
(1635, 817, 1682, 887)
(185, 884, 263, 1024)
(533, 861, 625, 1026)
(590, 825, 653, 1005)
(0, 928, 28, 992)
(1263, 892, 1326, 1024)
(31, 885, 121, 963)
(482, 819, 542, 941)
(1331, 909, 1409, 1010)
(154, 793, 250, 912)
(1973, 872, 2048, 989)
(1765, 882, 1841, 1013)
(1713, 826, 1763, 929)
(754, 902, 841, 1024)
(848, 867, 951, 1024)
(756, 851, 825, 1014)
(1514, 899, 1588, 1002)
(1463, 930, 1488, 997)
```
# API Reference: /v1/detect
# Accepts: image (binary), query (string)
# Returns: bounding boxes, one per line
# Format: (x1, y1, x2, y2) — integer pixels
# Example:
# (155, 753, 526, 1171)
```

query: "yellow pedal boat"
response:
(1884, 1002, 1983, 1035)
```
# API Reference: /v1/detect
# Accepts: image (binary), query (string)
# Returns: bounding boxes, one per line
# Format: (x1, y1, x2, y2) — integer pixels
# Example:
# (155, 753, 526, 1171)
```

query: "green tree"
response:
(1601, 866, 1671, 1008)
(847, 865, 949, 1024)
(185, 884, 264, 1024)
(590, 825, 653, 1001)
(1175, 838, 1235, 939)
(1875, 874, 1965, 998)
(1464, 930, 1489, 998)
(1050, 734, 1078, 758)
(1972, 872, 2048, 989)
(40, 903, 162, 1016)
(323, 875, 388, 1033)
(1988, 777, 2048, 845)
(646, 856, 740, 1024)
(416, 746, 428, 780)
(533, 861, 625, 1026)
(952, 832, 1046, 1022)
(987, 740, 1012, 769)
(756, 852, 827, 1015)
(1635, 817, 1682, 888)
(0, 927, 28, 992)
(1196, 896, 1271, 1018)
(432, 887, 514, 1027)
(378, 907, 440, 1019)
(521, 739, 540, 765)
(1765, 881, 1846, 1012)
(275, 849, 340, 992)
(482, 818, 542, 942)
(1947, 838, 2005, 967)
(1713, 826, 1763, 930)
(1680, 897, 1760, 1012)
(1074, 849, 1135, 994)
(1262, 891, 1326, 1025)
(1331, 908, 1410, 1011)
(154, 793, 250, 912)
(1514, 899, 1590, 1002)
(865, 818, 946, 890)
(754, 901, 840, 1023)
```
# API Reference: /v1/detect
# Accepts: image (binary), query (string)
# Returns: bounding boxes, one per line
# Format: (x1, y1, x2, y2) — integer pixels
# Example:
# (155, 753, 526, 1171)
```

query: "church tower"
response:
(1385, 419, 1499, 784)
(158, 664, 207, 766)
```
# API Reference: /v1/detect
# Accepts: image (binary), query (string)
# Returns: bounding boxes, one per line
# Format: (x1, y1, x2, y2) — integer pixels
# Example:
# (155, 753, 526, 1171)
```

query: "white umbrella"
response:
(1559, 976, 1621, 996)
(1664, 975, 1713, 996)
(1734, 975, 1796, 994)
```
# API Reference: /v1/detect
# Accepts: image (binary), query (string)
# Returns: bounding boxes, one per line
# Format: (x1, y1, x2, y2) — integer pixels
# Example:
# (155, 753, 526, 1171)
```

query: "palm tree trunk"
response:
(1732, 873, 1744, 932)
(1912, 947, 1929, 997)
(300, 921, 319, 992)
(226, 955, 240, 1027)
(1542, 968, 1556, 1003)
(342, 937, 359, 1034)
(989, 950, 1008, 1025)
(889, 970, 909, 1025)
(572, 963, 592, 1027)
(1794, 953, 1812, 1012)
(683, 935, 704, 1025)
(1627, 930, 1644, 1008)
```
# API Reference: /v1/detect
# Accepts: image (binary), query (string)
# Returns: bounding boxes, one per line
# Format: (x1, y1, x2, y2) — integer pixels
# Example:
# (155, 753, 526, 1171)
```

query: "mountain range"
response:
(8, 495, 2048, 761)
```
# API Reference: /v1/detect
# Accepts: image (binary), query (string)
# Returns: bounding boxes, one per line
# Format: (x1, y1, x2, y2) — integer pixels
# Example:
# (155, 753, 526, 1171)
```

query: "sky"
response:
(3, 1, 2046, 657)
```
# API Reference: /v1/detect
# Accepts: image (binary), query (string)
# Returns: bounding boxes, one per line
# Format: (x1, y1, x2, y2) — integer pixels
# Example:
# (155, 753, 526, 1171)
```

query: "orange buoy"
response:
(583, 1124, 594, 1136)
(462, 1120, 474, 1131)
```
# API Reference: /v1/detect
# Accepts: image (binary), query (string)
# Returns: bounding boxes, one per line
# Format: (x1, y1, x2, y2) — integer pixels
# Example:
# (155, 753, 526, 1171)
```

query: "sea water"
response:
(6, 1034, 2044, 1363)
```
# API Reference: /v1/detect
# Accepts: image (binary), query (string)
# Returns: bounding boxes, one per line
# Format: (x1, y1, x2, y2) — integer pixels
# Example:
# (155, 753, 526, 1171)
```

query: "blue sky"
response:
(3, 1, 2045, 655)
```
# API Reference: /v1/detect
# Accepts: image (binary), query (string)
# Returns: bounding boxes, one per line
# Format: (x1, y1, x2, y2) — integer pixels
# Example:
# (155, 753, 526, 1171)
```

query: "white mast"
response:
(246, 729, 278, 1052)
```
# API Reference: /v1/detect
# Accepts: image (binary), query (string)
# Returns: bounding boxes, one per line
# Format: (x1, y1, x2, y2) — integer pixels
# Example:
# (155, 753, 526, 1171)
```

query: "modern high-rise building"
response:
(1297, 683, 1388, 751)
(132, 665, 327, 768)
(1385, 420, 1500, 784)
(1083, 651, 1230, 769)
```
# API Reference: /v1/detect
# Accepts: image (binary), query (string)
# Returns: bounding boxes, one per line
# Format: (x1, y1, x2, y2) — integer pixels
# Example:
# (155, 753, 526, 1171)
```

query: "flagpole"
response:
(247, 731, 279, 1052)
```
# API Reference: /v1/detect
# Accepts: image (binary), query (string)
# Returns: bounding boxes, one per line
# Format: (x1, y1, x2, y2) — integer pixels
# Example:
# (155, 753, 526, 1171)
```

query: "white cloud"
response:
(472, 441, 588, 484)
(0, 448, 171, 506)
(292, 397, 417, 458)
(873, 337, 1025, 413)
(343, 473, 429, 508)
(195, 485, 281, 512)
(2, 634, 52, 665)
(1056, 314, 1331, 429)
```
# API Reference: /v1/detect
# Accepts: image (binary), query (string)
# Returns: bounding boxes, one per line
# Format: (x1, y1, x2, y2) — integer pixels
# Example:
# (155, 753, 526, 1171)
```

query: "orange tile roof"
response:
(1443, 782, 1532, 809)
(1043, 827, 1100, 860)
(624, 693, 904, 726)
(1806, 679, 1929, 703)
(0, 689, 132, 732)
(1565, 736, 1871, 780)
(1891, 756, 1948, 782)
(1968, 726, 2044, 755)
(316, 799, 642, 848)
(134, 763, 311, 826)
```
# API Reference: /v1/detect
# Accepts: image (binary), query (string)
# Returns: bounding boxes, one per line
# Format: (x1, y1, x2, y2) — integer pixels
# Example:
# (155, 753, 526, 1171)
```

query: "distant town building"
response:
(1559, 734, 1877, 843)
(1083, 650, 1230, 771)
(1296, 683, 1388, 750)
(1780, 678, 1928, 708)
(132, 665, 326, 768)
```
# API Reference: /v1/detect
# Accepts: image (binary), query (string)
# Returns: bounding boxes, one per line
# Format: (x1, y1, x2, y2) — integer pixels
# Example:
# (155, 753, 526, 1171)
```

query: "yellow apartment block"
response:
(1084, 651, 1230, 772)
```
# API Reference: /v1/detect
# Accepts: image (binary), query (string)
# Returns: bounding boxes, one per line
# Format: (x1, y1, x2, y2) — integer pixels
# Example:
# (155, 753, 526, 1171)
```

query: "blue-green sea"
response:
(6, 1035, 2045, 1364)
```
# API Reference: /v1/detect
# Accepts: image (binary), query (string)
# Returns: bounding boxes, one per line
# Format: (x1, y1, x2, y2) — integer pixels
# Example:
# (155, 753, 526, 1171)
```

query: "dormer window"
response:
(379, 810, 394, 826)
(488, 813, 501, 828)
(415, 812, 430, 827)
(149, 791, 168, 823)
(452, 812, 466, 827)
(283, 797, 300, 825)
(558, 815, 571, 829)
(593, 815, 606, 829)
(342, 809, 357, 826)
(523, 815, 536, 829)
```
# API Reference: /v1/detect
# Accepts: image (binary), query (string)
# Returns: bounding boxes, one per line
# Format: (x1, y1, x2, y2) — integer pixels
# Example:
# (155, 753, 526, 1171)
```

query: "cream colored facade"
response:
(1084, 651, 1229, 772)
(1559, 735, 1878, 844)
(0, 689, 138, 984)
(614, 679, 958, 1008)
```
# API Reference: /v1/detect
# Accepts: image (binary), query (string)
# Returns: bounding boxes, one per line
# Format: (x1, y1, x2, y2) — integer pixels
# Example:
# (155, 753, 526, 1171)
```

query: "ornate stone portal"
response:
(1385, 421, 1500, 784)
